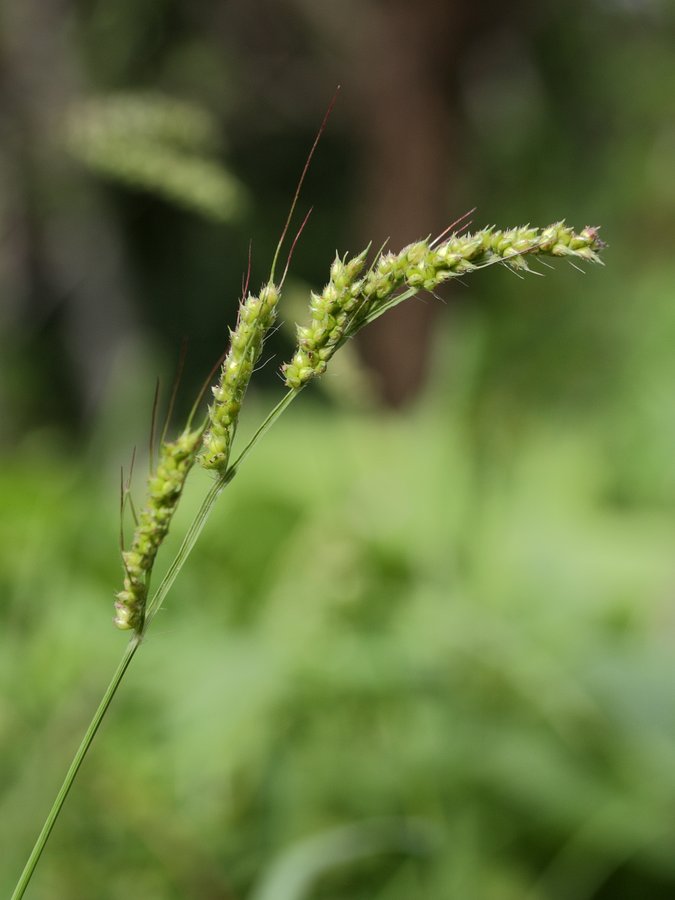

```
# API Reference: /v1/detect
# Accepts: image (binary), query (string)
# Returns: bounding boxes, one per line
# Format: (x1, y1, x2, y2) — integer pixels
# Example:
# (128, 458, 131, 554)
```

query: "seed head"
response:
(114, 427, 201, 631)
(200, 282, 280, 471)
(282, 223, 605, 390)
(281, 250, 368, 390)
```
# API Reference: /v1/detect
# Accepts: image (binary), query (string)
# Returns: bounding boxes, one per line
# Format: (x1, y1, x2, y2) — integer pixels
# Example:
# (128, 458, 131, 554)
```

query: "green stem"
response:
(11, 635, 141, 900)
(145, 477, 226, 626)
(228, 388, 299, 474)
(145, 387, 301, 626)
(13, 388, 302, 897)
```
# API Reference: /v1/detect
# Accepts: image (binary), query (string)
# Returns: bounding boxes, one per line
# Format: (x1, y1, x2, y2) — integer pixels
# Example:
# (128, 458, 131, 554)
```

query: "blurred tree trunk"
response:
(344, 0, 462, 407)
(293, 0, 476, 406)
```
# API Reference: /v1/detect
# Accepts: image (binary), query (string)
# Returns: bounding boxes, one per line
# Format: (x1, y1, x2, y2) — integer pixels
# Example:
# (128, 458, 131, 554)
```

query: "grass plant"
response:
(8, 137, 605, 895)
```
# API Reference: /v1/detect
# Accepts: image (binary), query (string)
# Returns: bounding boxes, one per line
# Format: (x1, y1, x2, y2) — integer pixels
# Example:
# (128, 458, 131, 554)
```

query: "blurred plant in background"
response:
(65, 93, 245, 222)
(1, 0, 675, 897)
(3, 362, 675, 899)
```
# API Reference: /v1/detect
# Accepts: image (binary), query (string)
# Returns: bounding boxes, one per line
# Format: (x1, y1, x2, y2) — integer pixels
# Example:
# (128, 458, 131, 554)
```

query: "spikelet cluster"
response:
(282, 250, 369, 390)
(114, 427, 202, 632)
(200, 282, 280, 471)
(283, 223, 604, 389)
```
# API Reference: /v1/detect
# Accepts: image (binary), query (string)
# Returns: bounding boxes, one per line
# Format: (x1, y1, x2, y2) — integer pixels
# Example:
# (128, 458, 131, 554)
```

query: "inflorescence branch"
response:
(282, 223, 604, 389)
(114, 221, 605, 633)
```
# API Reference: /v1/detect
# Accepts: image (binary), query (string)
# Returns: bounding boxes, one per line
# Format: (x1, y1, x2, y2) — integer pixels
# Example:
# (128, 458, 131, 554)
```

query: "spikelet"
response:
(199, 282, 280, 471)
(282, 223, 605, 389)
(114, 427, 202, 631)
(282, 250, 368, 390)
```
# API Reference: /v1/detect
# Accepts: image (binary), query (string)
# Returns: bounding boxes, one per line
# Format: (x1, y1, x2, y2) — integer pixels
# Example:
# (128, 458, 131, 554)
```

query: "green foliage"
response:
(2, 2, 673, 895)
(3, 304, 675, 898)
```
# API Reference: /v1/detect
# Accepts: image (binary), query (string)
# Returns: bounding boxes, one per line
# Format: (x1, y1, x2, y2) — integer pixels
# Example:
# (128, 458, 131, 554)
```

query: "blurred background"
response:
(2, 0, 675, 897)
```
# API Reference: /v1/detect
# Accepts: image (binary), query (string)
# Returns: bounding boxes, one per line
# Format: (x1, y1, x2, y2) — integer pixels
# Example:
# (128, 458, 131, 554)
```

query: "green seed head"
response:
(282, 223, 605, 391)
(199, 282, 281, 473)
(114, 427, 201, 632)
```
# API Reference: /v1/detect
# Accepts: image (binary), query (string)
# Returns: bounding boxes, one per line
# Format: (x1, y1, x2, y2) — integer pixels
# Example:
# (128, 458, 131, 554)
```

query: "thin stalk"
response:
(144, 476, 225, 626)
(13, 385, 304, 899)
(11, 635, 141, 900)
(227, 388, 299, 475)
(145, 387, 301, 626)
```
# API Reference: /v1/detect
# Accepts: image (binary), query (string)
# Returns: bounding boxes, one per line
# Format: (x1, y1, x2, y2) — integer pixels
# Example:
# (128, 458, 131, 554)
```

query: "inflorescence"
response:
(114, 427, 202, 631)
(282, 223, 604, 389)
(199, 282, 280, 472)
(115, 221, 605, 632)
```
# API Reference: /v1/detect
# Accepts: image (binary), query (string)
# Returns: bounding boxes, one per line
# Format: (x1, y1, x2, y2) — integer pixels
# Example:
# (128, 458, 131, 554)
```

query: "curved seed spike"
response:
(199, 281, 281, 472)
(282, 222, 606, 390)
(114, 426, 202, 632)
(281, 246, 370, 390)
